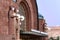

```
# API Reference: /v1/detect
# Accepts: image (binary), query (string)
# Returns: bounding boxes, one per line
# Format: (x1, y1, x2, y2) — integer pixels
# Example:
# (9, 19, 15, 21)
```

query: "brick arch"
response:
(19, 0, 31, 31)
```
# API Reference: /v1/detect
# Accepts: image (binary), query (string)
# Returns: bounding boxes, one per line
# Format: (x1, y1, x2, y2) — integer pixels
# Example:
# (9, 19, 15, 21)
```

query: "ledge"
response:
(20, 31, 48, 37)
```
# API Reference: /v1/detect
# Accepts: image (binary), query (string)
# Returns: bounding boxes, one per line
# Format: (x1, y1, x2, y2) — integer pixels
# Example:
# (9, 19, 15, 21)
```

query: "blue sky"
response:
(36, 0, 60, 26)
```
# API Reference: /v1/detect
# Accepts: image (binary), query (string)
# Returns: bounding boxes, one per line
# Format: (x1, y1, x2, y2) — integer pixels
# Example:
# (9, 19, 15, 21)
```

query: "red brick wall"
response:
(0, 0, 38, 40)
(0, 0, 9, 35)
(39, 19, 48, 40)
(0, 34, 12, 40)
(39, 19, 45, 31)
(0, 0, 38, 34)
(0, 0, 48, 40)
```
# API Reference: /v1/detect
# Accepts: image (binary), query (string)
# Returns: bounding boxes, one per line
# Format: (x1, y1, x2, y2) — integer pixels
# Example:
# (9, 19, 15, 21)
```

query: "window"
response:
(19, 5, 26, 31)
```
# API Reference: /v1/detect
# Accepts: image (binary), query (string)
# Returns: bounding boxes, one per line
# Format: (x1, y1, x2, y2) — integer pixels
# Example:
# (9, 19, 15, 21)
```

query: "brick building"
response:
(0, 0, 48, 40)
(47, 26, 60, 39)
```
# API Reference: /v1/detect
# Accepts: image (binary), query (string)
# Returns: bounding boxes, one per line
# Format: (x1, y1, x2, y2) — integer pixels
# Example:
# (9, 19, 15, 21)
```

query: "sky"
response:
(36, 0, 60, 26)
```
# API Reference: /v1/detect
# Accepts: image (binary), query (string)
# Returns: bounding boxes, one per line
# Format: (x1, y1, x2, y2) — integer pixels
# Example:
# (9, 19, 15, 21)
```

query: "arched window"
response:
(19, 4, 26, 31)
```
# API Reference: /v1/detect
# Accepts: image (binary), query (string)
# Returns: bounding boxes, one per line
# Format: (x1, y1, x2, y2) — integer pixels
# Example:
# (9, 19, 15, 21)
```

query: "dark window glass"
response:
(19, 5, 26, 31)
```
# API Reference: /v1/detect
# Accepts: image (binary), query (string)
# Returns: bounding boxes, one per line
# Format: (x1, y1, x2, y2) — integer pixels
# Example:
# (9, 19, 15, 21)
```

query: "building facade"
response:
(0, 0, 48, 40)
(47, 26, 60, 40)
(38, 14, 48, 40)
